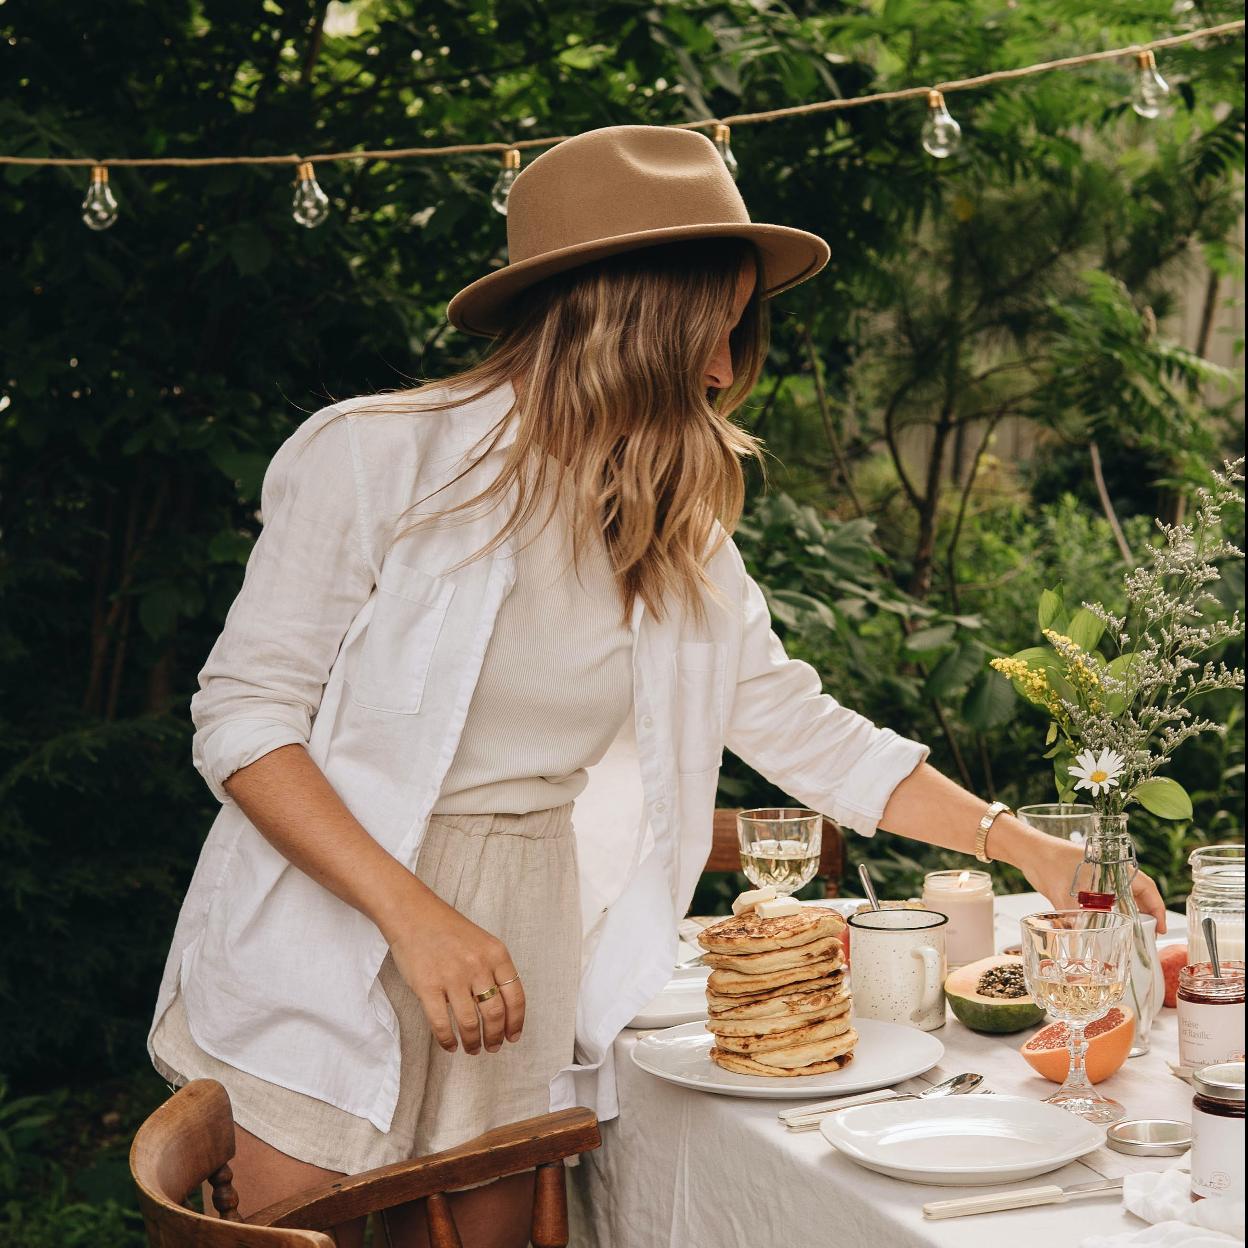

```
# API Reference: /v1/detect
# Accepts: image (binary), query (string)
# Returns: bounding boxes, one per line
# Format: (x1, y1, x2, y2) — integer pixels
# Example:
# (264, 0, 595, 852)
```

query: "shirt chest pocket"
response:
(674, 641, 727, 774)
(351, 560, 457, 715)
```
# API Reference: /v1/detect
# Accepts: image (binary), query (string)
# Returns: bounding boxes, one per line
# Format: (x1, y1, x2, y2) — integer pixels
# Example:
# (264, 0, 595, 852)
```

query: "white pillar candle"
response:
(922, 869, 996, 968)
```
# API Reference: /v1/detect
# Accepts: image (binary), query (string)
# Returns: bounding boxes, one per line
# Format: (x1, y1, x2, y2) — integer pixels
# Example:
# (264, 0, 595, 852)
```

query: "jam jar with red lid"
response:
(1190, 1061, 1244, 1201)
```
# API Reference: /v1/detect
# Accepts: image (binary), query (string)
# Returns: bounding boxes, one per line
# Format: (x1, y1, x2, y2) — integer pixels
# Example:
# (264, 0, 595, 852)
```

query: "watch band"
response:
(975, 801, 1012, 863)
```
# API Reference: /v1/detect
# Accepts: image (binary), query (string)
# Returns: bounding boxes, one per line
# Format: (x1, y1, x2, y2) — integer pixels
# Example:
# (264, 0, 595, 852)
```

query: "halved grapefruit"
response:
(1020, 1006, 1134, 1084)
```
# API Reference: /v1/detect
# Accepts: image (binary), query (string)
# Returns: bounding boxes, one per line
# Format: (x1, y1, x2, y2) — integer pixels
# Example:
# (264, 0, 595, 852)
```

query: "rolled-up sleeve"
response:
(191, 408, 377, 803)
(723, 553, 929, 838)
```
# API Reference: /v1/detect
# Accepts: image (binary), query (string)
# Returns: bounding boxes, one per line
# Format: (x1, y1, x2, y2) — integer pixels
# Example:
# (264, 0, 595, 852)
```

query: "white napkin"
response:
(1080, 1168, 1245, 1248)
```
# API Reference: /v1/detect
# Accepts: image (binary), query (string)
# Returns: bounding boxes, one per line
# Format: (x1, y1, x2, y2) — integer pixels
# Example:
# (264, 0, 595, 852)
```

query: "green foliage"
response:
(0, 1195, 144, 1248)
(0, 1075, 155, 1248)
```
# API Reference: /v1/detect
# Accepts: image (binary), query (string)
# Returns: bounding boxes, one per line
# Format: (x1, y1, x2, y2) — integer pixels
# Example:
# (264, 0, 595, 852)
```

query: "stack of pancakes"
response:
(696, 905, 855, 1076)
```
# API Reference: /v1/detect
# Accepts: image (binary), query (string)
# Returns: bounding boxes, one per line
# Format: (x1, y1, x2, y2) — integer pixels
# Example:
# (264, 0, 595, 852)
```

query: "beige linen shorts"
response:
(151, 803, 581, 1175)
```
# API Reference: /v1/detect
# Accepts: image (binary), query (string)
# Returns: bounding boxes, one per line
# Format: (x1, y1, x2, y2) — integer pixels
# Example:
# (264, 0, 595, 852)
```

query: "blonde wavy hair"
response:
(355, 237, 769, 625)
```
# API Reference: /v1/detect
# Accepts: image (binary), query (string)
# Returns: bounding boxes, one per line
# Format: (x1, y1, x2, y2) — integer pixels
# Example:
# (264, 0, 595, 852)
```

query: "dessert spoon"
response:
(780, 1071, 984, 1129)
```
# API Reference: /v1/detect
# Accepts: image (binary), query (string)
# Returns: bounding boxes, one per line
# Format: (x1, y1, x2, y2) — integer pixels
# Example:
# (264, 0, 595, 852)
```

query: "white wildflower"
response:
(1070, 748, 1127, 797)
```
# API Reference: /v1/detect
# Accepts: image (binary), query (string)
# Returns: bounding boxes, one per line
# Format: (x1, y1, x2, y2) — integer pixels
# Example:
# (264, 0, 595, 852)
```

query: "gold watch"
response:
(975, 801, 1012, 863)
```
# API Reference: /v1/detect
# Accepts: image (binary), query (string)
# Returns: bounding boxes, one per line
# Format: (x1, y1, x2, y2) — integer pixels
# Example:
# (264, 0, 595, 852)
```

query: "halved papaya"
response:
(945, 955, 1045, 1033)
(1020, 1006, 1134, 1084)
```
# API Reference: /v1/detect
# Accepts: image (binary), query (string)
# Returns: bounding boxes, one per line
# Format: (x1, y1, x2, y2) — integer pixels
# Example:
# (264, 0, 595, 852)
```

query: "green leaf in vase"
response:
(1132, 777, 1194, 820)
(1038, 587, 1067, 633)
(1067, 607, 1106, 652)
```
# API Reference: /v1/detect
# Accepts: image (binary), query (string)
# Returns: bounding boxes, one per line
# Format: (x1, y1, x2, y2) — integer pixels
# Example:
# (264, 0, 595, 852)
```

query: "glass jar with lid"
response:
(1178, 961, 1245, 1071)
(1187, 844, 1245, 965)
(1190, 1061, 1244, 1201)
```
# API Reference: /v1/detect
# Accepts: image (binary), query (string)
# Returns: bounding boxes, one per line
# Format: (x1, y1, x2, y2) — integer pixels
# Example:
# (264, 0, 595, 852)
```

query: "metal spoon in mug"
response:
(857, 862, 881, 911)
(1203, 915, 1222, 977)
(781, 1072, 984, 1130)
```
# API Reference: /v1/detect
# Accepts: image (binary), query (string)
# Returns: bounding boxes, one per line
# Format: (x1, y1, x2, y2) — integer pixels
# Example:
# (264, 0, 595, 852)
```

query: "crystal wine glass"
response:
(1020, 910, 1132, 1123)
(736, 808, 821, 897)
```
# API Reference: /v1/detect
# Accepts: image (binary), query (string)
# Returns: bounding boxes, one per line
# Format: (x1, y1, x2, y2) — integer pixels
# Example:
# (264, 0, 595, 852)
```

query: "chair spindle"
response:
(530, 1160, 569, 1248)
(423, 1192, 463, 1248)
(208, 1162, 243, 1222)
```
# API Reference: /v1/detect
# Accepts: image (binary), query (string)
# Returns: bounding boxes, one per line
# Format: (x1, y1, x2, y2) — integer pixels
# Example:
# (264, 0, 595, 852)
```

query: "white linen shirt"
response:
(150, 378, 929, 1130)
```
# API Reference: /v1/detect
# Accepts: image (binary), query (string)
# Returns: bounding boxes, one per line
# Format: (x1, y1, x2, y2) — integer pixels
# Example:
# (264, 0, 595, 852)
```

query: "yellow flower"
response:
(992, 657, 1058, 711)
(1041, 628, 1104, 705)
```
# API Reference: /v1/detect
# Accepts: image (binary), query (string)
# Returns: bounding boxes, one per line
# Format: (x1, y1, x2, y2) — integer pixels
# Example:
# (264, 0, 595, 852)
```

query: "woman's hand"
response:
(384, 890, 526, 1056)
(1015, 834, 1168, 935)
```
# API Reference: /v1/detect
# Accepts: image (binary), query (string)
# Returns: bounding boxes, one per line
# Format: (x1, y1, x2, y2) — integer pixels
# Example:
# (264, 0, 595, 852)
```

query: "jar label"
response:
(1191, 1107, 1245, 1201)
(1179, 999, 1247, 1069)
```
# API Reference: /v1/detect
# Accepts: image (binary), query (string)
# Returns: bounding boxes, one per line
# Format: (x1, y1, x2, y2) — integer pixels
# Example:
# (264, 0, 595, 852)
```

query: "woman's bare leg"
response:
(379, 1170, 536, 1248)
(204, 1122, 366, 1248)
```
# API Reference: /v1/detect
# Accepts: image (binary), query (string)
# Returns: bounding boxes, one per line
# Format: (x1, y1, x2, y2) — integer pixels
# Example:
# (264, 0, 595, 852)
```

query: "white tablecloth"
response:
(569, 896, 1196, 1248)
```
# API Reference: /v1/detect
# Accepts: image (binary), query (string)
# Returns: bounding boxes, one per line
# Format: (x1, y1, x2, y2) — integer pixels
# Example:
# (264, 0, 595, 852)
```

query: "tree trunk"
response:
(909, 228, 964, 600)
(908, 417, 953, 600)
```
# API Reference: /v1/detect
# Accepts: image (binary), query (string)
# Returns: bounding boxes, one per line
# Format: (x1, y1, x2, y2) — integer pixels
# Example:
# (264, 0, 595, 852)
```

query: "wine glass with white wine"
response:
(736, 808, 822, 897)
(1020, 910, 1132, 1123)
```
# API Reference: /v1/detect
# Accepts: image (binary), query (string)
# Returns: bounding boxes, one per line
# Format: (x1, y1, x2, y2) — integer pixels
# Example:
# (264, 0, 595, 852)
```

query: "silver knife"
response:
(923, 1177, 1123, 1219)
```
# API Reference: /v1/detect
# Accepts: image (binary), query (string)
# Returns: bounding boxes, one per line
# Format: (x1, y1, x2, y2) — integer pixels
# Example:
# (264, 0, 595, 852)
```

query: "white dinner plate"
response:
(629, 965, 713, 1029)
(630, 1017, 944, 1100)
(819, 1094, 1103, 1185)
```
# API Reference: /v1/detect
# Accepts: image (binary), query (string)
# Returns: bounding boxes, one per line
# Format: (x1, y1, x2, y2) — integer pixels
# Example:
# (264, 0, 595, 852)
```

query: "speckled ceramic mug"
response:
(847, 909, 948, 1031)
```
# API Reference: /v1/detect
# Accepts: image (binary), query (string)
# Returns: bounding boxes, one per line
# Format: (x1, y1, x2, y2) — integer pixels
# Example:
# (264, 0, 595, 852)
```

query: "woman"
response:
(149, 125, 1166, 1247)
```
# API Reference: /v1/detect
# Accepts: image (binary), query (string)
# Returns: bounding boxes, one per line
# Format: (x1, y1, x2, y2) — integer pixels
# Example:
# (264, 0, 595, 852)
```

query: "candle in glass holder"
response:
(922, 869, 995, 968)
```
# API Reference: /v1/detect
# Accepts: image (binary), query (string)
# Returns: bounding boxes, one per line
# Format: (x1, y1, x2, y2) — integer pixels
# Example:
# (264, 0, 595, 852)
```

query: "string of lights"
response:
(3, 18, 1241, 232)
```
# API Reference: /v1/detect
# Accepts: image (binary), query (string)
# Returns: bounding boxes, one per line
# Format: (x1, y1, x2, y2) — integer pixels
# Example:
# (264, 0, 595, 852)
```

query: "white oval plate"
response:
(819, 1094, 1103, 1185)
(631, 1017, 944, 1101)
(630, 965, 713, 1030)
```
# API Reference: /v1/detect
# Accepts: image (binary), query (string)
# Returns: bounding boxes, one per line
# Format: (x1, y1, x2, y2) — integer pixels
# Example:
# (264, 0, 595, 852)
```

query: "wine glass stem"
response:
(1064, 1020, 1094, 1095)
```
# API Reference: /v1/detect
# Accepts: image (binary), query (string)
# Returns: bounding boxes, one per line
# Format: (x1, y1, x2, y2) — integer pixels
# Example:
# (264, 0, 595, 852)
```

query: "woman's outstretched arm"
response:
(879, 762, 1167, 931)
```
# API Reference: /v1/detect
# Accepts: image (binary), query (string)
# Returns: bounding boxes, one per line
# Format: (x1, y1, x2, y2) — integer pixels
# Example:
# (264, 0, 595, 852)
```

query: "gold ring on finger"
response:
(495, 974, 521, 988)
(473, 985, 501, 1003)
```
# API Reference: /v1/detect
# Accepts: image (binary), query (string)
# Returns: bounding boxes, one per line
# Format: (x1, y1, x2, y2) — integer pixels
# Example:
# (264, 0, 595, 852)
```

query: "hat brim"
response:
(446, 221, 830, 338)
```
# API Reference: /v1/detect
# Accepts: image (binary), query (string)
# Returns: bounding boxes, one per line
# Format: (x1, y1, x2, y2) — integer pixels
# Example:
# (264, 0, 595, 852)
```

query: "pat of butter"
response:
(756, 897, 801, 919)
(731, 886, 777, 916)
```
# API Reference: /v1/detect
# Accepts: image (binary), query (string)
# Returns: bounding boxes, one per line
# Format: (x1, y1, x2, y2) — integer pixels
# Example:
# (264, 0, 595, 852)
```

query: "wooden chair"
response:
(706, 808, 844, 897)
(130, 1078, 600, 1248)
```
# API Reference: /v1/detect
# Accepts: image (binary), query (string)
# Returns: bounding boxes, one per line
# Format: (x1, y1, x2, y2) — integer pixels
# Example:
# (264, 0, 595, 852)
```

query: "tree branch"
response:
(1090, 440, 1134, 564)
(943, 416, 1001, 613)
(802, 327, 865, 517)
(881, 377, 924, 510)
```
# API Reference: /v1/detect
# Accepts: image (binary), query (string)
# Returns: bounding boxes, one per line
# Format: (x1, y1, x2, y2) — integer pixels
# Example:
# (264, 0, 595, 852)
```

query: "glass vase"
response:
(1074, 813, 1158, 1057)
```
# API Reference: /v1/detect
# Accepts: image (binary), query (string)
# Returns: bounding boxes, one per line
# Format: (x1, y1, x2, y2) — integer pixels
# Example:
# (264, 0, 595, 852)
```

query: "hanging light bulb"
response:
(712, 123, 739, 181)
(81, 165, 119, 231)
(1131, 49, 1171, 119)
(291, 161, 330, 228)
(491, 148, 520, 215)
(921, 89, 962, 158)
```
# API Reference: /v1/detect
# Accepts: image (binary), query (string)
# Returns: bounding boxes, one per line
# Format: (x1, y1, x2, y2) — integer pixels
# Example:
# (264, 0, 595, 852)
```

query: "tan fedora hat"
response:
(446, 124, 830, 338)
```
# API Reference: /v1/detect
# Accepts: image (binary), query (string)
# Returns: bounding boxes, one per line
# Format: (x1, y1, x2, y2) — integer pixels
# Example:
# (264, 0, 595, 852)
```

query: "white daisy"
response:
(1069, 748, 1126, 797)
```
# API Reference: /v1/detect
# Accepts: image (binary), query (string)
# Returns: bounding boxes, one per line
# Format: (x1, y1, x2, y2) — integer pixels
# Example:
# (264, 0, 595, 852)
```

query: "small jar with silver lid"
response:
(1190, 1061, 1244, 1201)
